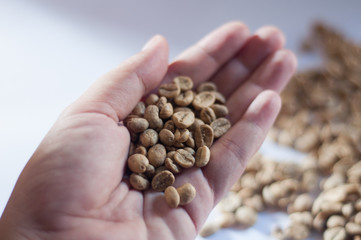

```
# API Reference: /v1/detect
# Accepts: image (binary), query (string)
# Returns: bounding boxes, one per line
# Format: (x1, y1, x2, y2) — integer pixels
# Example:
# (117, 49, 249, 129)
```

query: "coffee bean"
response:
(211, 104, 229, 118)
(156, 96, 167, 110)
(165, 186, 180, 208)
(126, 117, 149, 133)
(213, 91, 226, 104)
(139, 129, 158, 147)
(193, 91, 216, 110)
(174, 128, 190, 143)
(195, 124, 214, 148)
(144, 105, 163, 131)
(144, 164, 156, 178)
(174, 90, 194, 107)
(174, 107, 193, 113)
(177, 183, 196, 205)
(145, 94, 159, 106)
(196, 146, 210, 167)
(200, 107, 216, 124)
(134, 145, 147, 155)
(160, 102, 174, 119)
(172, 111, 195, 128)
(151, 170, 175, 191)
(184, 147, 196, 156)
(174, 76, 194, 91)
(130, 173, 150, 190)
(211, 118, 231, 138)
(131, 102, 146, 116)
(158, 82, 181, 99)
(148, 144, 166, 167)
(159, 129, 175, 146)
(127, 154, 149, 173)
(163, 120, 176, 133)
(174, 149, 195, 168)
(165, 157, 182, 174)
(197, 82, 217, 92)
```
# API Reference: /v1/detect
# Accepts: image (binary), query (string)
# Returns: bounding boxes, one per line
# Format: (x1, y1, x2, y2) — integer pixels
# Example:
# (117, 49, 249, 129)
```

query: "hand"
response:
(0, 22, 296, 240)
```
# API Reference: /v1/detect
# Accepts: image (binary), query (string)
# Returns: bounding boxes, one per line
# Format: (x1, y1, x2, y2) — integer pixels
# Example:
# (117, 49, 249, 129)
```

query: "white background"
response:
(1, 1, 361, 239)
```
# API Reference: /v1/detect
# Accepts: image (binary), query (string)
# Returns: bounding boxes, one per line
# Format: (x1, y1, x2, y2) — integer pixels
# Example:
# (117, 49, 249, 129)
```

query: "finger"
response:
(227, 49, 297, 124)
(212, 26, 285, 98)
(65, 35, 169, 121)
(166, 21, 250, 86)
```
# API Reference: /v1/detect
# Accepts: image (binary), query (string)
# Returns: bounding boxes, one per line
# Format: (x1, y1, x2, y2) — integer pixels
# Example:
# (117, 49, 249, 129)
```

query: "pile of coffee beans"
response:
(125, 76, 231, 208)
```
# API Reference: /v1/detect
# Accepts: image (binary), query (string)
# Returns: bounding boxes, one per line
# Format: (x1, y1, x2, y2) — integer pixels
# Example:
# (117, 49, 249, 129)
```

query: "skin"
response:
(0, 22, 297, 240)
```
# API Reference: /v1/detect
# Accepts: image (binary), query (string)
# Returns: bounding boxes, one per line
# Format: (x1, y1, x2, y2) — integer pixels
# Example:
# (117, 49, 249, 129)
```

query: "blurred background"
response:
(1, 1, 361, 239)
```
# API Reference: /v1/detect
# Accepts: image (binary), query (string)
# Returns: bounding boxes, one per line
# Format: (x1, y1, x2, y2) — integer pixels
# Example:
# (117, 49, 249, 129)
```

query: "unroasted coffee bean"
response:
(184, 147, 195, 156)
(151, 170, 175, 191)
(196, 146, 210, 167)
(126, 117, 149, 133)
(145, 93, 159, 106)
(139, 129, 158, 147)
(174, 107, 193, 113)
(211, 118, 231, 138)
(174, 149, 195, 168)
(159, 102, 174, 119)
(148, 144, 166, 167)
(192, 91, 216, 110)
(134, 145, 147, 155)
(174, 90, 194, 107)
(163, 120, 175, 133)
(197, 82, 217, 92)
(130, 173, 150, 190)
(174, 128, 190, 143)
(177, 183, 196, 205)
(144, 105, 163, 131)
(165, 157, 182, 174)
(323, 227, 347, 240)
(156, 96, 167, 110)
(154, 166, 168, 175)
(185, 132, 195, 148)
(159, 129, 175, 146)
(165, 186, 180, 208)
(174, 76, 193, 91)
(213, 91, 226, 104)
(144, 164, 156, 178)
(235, 206, 258, 228)
(172, 111, 195, 129)
(132, 102, 146, 116)
(195, 124, 214, 148)
(188, 118, 205, 133)
(345, 222, 361, 235)
(128, 154, 149, 173)
(158, 82, 180, 99)
(200, 107, 216, 124)
(211, 104, 229, 118)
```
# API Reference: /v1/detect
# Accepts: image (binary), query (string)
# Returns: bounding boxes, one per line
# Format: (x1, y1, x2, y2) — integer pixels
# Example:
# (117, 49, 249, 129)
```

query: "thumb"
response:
(66, 35, 169, 121)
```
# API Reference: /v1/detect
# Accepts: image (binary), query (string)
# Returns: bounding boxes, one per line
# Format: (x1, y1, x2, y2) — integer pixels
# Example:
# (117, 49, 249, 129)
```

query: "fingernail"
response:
(142, 35, 160, 51)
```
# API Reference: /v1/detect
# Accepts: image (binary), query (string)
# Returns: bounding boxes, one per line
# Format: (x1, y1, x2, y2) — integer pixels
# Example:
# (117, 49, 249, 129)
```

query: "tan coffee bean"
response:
(126, 117, 149, 133)
(144, 164, 156, 178)
(145, 93, 159, 106)
(166, 150, 176, 159)
(211, 118, 231, 138)
(174, 107, 193, 113)
(174, 90, 194, 107)
(166, 146, 178, 152)
(192, 91, 216, 110)
(127, 154, 149, 173)
(195, 124, 214, 148)
(345, 222, 361, 235)
(144, 105, 163, 131)
(139, 129, 158, 147)
(323, 227, 347, 240)
(184, 147, 195, 156)
(163, 120, 175, 133)
(159, 129, 175, 146)
(177, 183, 196, 205)
(147, 144, 166, 167)
(129, 173, 150, 190)
(156, 96, 167, 110)
(211, 104, 229, 118)
(165, 157, 182, 174)
(158, 82, 180, 99)
(235, 206, 258, 228)
(327, 215, 346, 228)
(197, 82, 217, 92)
(200, 107, 216, 124)
(174, 128, 190, 143)
(164, 186, 180, 208)
(160, 102, 174, 119)
(134, 145, 147, 155)
(185, 132, 195, 148)
(151, 170, 175, 191)
(287, 193, 313, 213)
(172, 111, 195, 129)
(195, 146, 210, 167)
(131, 102, 146, 116)
(188, 118, 205, 133)
(174, 149, 195, 168)
(213, 91, 226, 104)
(174, 76, 193, 91)
(154, 166, 168, 175)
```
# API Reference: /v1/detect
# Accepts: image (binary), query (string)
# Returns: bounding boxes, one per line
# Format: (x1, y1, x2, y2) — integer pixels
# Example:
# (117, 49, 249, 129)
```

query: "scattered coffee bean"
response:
(151, 170, 175, 192)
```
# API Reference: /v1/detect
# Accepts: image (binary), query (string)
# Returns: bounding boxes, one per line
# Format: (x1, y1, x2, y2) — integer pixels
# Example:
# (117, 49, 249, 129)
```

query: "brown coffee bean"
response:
(211, 104, 229, 118)
(174, 107, 193, 113)
(131, 102, 146, 116)
(129, 173, 150, 190)
(195, 124, 214, 148)
(127, 154, 149, 173)
(173, 141, 185, 148)
(144, 164, 156, 178)
(126, 117, 149, 133)
(174, 76, 193, 91)
(159, 129, 175, 146)
(163, 120, 175, 133)
(154, 166, 168, 175)
(158, 82, 180, 99)
(148, 144, 166, 167)
(192, 91, 216, 110)
(144, 105, 163, 131)
(166, 146, 178, 152)
(151, 170, 175, 191)
(185, 132, 195, 148)
(184, 147, 196, 156)
(165, 186, 180, 208)
(174, 90, 194, 107)
(129, 131, 139, 142)
(197, 82, 217, 92)
(145, 94, 159, 106)
(156, 96, 167, 110)
(172, 111, 195, 129)
(177, 183, 196, 205)
(129, 143, 136, 156)
(196, 146, 210, 167)
(134, 145, 147, 155)
(165, 157, 182, 174)
(188, 118, 205, 133)
(211, 118, 231, 138)
(139, 129, 158, 147)
(213, 91, 226, 104)
(174, 128, 190, 143)
(200, 107, 216, 124)
(174, 149, 195, 168)
(160, 102, 174, 119)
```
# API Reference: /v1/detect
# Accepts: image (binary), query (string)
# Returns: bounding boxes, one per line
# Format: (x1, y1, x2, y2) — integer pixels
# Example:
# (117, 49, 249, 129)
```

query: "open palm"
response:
(0, 22, 296, 240)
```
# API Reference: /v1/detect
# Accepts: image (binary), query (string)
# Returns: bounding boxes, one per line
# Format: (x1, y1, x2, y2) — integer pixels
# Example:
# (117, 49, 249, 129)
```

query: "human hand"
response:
(0, 22, 296, 240)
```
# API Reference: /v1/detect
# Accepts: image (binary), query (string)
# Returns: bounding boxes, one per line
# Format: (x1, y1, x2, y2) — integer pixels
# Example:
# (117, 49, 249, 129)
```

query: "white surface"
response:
(1, 0, 361, 239)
